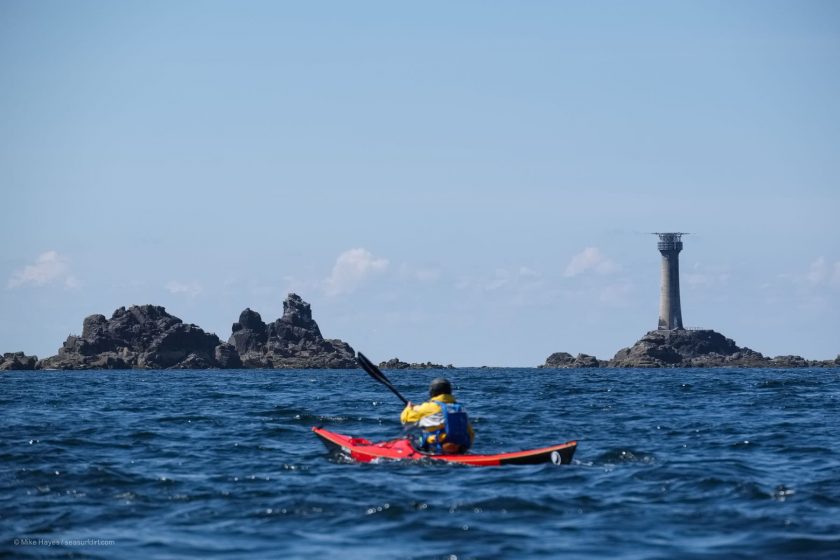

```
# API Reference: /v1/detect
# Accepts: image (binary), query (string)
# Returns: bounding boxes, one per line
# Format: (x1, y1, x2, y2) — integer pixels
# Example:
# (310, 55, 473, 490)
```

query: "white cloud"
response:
(564, 247, 619, 277)
(762, 257, 840, 310)
(455, 267, 542, 293)
(452, 266, 548, 307)
(7, 251, 78, 289)
(324, 248, 389, 296)
(454, 277, 472, 291)
(485, 269, 511, 291)
(781, 257, 840, 289)
(397, 263, 441, 283)
(807, 257, 827, 285)
(805, 256, 840, 287)
(165, 280, 203, 298)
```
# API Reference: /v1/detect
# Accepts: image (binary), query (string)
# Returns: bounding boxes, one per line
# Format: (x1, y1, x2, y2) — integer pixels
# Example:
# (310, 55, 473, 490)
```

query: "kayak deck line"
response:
(312, 426, 577, 466)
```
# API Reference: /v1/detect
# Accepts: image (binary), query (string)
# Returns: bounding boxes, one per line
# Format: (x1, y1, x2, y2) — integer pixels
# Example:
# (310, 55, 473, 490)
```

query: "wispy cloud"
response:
(324, 248, 389, 296)
(453, 266, 551, 307)
(165, 280, 203, 298)
(684, 262, 730, 288)
(806, 256, 840, 287)
(599, 282, 634, 306)
(455, 266, 542, 293)
(762, 256, 840, 311)
(485, 268, 512, 291)
(564, 247, 619, 277)
(777, 257, 840, 290)
(7, 251, 79, 289)
(397, 263, 441, 283)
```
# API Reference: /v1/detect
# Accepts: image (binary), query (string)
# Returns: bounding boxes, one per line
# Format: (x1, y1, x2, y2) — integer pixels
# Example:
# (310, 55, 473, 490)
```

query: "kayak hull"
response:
(312, 427, 577, 466)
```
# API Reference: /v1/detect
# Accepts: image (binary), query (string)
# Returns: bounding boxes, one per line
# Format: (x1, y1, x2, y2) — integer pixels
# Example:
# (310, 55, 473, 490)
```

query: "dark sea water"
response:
(2, 368, 839, 559)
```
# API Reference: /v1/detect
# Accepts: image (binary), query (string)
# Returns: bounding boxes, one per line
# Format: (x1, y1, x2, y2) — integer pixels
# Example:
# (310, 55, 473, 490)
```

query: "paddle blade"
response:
(357, 352, 409, 405)
(357, 352, 390, 383)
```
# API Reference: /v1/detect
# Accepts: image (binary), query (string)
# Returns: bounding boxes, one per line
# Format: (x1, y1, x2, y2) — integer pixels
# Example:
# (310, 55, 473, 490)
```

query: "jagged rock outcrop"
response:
(37, 305, 234, 370)
(542, 330, 838, 368)
(540, 352, 603, 368)
(214, 342, 243, 369)
(0, 352, 38, 370)
(229, 308, 267, 354)
(609, 329, 837, 368)
(766, 354, 838, 368)
(379, 358, 454, 369)
(11, 294, 354, 370)
(610, 329, 769, 368)
(228, 293, 356, 368)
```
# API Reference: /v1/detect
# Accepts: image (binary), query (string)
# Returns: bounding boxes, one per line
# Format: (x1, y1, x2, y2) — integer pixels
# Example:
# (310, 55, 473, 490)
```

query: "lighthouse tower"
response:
(654, 233, 686, 330)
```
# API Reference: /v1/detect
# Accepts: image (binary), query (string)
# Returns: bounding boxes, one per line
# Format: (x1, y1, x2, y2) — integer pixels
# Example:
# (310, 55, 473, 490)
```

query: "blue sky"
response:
(1, 1, 838, 365)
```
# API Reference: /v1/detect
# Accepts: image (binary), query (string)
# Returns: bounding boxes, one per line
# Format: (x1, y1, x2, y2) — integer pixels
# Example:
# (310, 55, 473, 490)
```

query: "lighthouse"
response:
(654, 232, 686, 330)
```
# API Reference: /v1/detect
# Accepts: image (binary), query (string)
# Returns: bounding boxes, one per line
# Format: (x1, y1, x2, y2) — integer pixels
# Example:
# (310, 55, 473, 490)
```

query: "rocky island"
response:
(36, 304, 241, 370)
(542, 329, 840, 369)
(15, 294, 357, 370)
(0, 352, 38, 371)
(3, 295, 837, 370)
(378, 358, 454, 369)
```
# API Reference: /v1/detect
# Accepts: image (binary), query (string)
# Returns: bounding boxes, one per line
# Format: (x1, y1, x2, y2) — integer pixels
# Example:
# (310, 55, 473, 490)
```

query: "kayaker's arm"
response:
(400, 402, 416, 424)
(401, 401, 435, 424)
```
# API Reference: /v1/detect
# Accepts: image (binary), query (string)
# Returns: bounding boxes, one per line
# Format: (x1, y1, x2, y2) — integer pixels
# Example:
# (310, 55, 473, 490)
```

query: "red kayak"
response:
(312, 427, 577, 466)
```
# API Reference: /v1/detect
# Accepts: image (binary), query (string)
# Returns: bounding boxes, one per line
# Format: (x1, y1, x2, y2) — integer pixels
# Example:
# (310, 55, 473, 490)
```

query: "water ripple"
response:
(1, 367, 839, 559)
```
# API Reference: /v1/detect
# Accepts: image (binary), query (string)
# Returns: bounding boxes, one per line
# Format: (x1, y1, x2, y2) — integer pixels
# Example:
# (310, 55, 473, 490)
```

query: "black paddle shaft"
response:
(357, 353, 409, 405)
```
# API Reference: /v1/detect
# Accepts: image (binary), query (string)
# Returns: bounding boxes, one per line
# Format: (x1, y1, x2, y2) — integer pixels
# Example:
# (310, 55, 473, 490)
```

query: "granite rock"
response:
(214, 343, 243, 369)
(609, 329, 837, 368)
(610, 330, 762, 368)
(378, 358, 454, 369)
(229, 308, 267, 354)
(37, 305, 232, 370)
(541, 352, 603, 368)
(228, 293, 356, 368)
(0, 352, 38, 371)
(543, 329, 838, 369)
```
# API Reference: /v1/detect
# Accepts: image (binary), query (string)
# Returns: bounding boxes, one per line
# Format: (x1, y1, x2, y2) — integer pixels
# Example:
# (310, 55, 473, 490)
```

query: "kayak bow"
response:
(312, 427, 577, 466)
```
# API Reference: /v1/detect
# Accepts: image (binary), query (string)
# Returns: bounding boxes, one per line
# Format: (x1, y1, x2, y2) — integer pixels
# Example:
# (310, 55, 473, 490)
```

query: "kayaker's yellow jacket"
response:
(400, 394, 474, 450)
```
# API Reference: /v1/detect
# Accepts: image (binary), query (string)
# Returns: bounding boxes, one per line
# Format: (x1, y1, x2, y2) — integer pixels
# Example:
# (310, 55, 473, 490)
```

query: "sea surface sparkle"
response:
(3, 368, 839, 559)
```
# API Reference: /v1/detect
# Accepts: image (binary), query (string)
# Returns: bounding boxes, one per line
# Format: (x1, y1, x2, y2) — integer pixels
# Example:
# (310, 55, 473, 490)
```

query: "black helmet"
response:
(429, 378, 452, 398)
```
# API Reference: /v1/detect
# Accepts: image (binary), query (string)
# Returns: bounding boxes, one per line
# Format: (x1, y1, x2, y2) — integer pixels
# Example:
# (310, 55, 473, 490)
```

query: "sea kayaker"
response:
(400, 377, 474, 454)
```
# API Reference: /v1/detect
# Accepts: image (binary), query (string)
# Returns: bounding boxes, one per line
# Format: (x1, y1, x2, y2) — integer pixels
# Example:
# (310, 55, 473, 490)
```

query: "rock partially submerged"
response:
(543, 329, 839, 368)
(609, 330, 768, 368)
(0, 352, 38, 371)
(540, 352, 603, 368)
(37, 305, 234, 370)
(378, 358, 454, 369)
(228, 294, 356, 368)
(32, 294, 356, 370)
